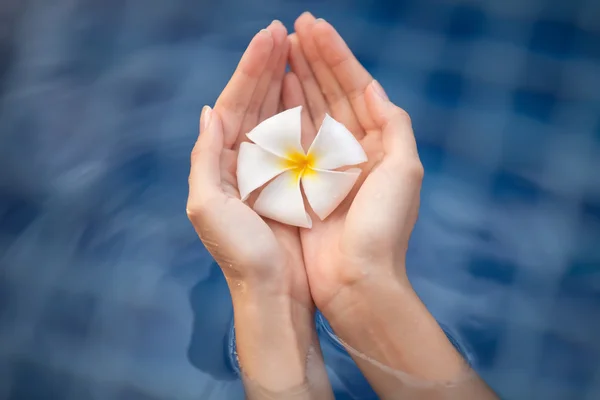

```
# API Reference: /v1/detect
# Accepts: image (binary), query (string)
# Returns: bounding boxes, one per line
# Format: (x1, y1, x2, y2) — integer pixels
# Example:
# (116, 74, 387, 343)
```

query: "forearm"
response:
(230, 286, 334, 400)
(323, 274, 497, 399)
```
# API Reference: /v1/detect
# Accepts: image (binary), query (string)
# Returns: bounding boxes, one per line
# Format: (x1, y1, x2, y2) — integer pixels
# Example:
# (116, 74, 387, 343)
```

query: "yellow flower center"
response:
(282, 151, 317, 181)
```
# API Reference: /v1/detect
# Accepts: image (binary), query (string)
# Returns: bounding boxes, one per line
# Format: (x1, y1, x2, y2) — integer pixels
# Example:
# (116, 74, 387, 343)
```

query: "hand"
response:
(187, 21, 310, 306)
(286, 13, 423, 314)
(285, 14, 497, 399)
(187, 21, 328, 395)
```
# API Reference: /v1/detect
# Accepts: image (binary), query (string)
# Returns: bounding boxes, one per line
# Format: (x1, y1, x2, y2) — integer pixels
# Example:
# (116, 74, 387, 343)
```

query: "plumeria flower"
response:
(236, 106, 368, 228)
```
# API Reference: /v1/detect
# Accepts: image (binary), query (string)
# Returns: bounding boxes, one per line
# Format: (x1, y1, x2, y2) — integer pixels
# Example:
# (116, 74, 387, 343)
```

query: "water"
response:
(0, 0, 599, 399)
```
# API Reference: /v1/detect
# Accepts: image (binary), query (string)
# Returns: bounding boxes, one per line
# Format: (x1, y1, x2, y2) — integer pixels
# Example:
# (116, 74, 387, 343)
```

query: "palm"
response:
(189, 22, 311, 308)
(302, 132, 385, 307)
(220, 147, 310, 306)
(286, 14, 420, 310)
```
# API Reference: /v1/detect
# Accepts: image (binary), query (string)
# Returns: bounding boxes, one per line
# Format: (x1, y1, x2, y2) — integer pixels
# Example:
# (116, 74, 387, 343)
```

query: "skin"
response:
(187, 21, 332, 398)
(287, 13, 423, 312)
(188, 14, 498, 400)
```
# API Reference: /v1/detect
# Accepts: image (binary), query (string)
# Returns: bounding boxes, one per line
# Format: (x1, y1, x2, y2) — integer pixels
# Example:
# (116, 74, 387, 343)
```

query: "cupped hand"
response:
(285, 13, 424, 313)
(186, 21, 311, 308)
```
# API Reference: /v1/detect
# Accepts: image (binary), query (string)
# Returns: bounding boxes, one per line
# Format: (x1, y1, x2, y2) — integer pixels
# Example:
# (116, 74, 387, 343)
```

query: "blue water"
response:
(0, 0, 599, 399)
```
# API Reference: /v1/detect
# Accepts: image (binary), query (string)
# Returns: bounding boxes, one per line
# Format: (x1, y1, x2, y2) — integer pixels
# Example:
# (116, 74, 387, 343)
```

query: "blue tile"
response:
(0, 39, 15, 95)
(77, 222, 127, 262)
(9, 360, 73, 400)
(403, 4, 454, 32)
(0, 275, 12, 324)
(52, 2, 124, 83)
(558, 261, 600, 303)
(159, 3, 216, 43)
(112, 151, 161, 193)
(446, 4, 486, 39)
(127, 78, 176, 109)
(512, 87, 557, 122)
(0, 2, 24, 94)
(499, 121, 548, 173)
(574, 29, 600, 61)
(491, 170, 542, 205)
(36, 290, 97, 342)
(530, 20, 578, 57)
(0, 192, 41, 237)
(116, 386, 168, 400)
(518, 56, 563, 96)
(187, 263, 236, 380)
(419, 143, 448, 173)
(363, 0, 412, 24)
(457, 318, 504, 369)
(538, 333, 598, 386)
(425, 70, 465, 108)
(467, 255, 517, 286)
(581, 195, 600, 223)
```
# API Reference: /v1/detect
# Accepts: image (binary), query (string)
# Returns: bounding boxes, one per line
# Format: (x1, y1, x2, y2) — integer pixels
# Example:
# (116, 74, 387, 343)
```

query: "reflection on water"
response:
(0, 0, 599, 399)
(188, 262, 235, 381)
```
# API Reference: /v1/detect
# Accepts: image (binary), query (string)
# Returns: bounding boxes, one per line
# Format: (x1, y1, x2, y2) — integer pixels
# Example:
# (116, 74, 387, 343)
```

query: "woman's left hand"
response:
(187, 21, 328, 395)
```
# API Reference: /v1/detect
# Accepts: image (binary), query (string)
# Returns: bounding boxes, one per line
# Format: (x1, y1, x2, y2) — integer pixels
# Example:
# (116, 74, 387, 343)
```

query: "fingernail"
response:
(201, 106, 212, 132)
(260, 28, 271, 36)
(315, 18, 326, 24)
(372, 80, 388, 101)
(272, 19, 282, 25)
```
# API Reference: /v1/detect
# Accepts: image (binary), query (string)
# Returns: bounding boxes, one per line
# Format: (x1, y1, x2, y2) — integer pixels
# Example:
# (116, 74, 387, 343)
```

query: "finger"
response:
(259, 27, 290, 122)
(214, 29, 274, 149)
(238, 21, 288, 146)
(311, 19, 377, 132)
(282, 71, 317, 150)
(188, 106, 226, 211)
(364, 80, 422, 171)
(294, 12, 364, 138)
(351, 82, 422, 244)
(288, 33, 328, 128)
(219, 148, 240, 199)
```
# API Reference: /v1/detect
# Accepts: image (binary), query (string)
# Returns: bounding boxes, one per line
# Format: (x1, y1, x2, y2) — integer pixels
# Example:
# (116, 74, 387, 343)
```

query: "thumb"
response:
(188, 106, 225, 209)
(365, 80, 421, 165)
(359, 81, 423, 250)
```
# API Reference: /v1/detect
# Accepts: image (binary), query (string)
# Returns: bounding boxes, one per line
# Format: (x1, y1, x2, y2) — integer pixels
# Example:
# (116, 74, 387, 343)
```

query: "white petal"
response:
(237, 142, 290, 201)
(307, 114, 368, 170)
(302, 168, 361, 220)
(246, 106, 304, 158)
(253, 170, 312, 228)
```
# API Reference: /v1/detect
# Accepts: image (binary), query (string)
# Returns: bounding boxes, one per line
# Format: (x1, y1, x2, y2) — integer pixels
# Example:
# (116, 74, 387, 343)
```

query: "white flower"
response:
(236, 106, 368, 228)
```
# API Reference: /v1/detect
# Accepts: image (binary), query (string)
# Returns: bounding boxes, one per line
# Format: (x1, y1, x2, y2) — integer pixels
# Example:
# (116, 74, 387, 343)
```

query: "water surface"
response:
(0, 0, 599, 399)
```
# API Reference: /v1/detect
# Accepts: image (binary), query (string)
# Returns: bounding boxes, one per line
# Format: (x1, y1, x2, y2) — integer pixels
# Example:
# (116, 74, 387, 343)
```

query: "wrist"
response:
(321, 272, 414, 335)
(219, 258, 299, 299)
(231, 285, 315, 328)
(321, 271, 467, 382)
(230, 287, 318, 393)
(321, 264, 412, 320)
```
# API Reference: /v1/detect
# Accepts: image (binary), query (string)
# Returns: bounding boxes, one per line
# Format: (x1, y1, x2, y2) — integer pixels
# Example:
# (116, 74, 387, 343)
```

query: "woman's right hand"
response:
(287, 13, 498, 399)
